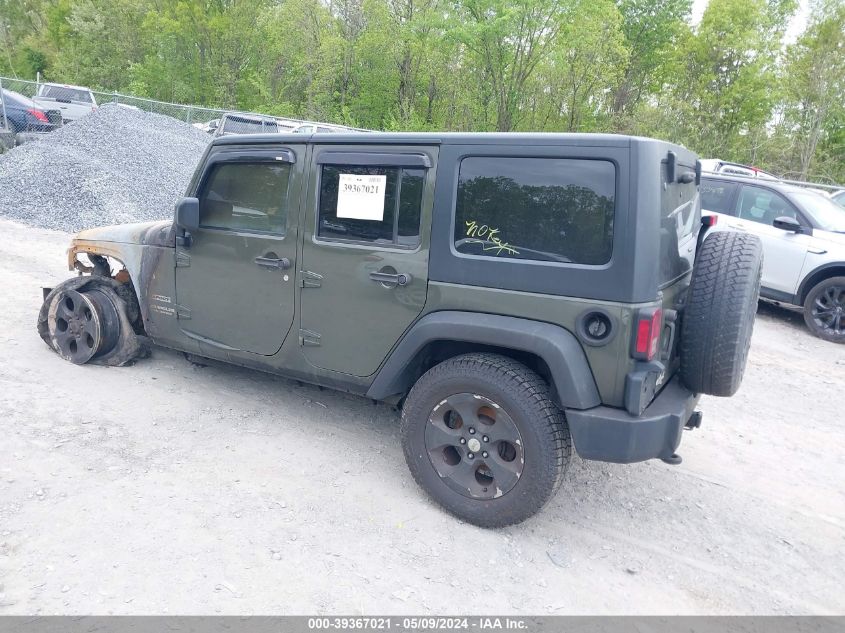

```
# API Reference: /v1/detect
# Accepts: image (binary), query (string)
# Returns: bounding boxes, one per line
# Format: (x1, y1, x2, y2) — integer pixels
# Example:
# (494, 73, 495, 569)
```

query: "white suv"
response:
(701, 174, 845, 343)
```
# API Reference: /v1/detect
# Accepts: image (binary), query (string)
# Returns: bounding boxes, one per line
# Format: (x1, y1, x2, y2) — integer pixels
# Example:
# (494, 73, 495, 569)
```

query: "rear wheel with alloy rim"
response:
(425, 392, 525, 500)
(401, 353, 570, 528)
(803, 276, 845, 343)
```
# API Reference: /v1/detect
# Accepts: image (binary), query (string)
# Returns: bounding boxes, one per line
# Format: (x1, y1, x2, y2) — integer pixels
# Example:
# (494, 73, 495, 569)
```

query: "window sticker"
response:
(337, 173, 387, 221)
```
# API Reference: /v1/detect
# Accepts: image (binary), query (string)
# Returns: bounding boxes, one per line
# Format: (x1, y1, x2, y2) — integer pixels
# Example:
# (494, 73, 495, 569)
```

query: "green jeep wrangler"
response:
(38, 132, 763, 527)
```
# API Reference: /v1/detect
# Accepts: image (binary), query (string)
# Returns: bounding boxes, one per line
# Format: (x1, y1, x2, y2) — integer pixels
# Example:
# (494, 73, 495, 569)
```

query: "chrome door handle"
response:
(369, 271, 412, 287)
(254, 256, 291, 270)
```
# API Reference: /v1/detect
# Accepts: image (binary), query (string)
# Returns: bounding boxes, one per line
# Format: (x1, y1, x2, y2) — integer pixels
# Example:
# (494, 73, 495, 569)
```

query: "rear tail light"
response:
(633, 308, 663, 361)
(27, 108, 49, 123)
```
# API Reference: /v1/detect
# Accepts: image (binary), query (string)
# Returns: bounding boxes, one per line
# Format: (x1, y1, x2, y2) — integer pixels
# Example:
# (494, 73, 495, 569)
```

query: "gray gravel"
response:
(0, 104, 210, 232)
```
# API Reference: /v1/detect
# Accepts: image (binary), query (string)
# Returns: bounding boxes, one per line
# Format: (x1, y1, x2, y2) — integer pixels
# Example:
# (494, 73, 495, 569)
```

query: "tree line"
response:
(1, 0, 843, 182)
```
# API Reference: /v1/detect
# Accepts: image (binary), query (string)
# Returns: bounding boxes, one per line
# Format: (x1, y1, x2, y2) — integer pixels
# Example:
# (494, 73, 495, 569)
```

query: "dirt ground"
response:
(0, 217, 843, 615)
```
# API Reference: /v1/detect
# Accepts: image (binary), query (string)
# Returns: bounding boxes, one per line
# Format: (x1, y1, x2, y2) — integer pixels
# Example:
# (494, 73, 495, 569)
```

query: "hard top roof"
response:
(211, 131, 670, 149)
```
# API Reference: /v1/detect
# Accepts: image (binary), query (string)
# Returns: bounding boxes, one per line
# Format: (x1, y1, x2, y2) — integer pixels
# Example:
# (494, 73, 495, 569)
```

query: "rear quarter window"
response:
(701, 180, 737, 213)
(453, 157, 615, 265)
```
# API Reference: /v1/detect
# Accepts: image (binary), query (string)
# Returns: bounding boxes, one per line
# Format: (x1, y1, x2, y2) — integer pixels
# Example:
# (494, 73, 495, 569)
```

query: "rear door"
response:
(174, 144, 305, 355)
(298, 145, 438, 376)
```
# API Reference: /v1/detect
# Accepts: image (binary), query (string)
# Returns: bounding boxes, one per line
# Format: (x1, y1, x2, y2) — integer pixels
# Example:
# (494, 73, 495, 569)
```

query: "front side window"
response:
(317, 165, 424, 248)
(736, 185, 798, 226)
(454, 157, 615, 265)
(199, 162, 291, 234)
(701, 180, 737, 214)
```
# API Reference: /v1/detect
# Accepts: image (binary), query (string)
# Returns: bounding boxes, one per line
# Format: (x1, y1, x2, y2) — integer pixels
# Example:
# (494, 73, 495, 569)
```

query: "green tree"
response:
(531, 0, 627, 131)
(612, 0, 691, 118)
(781, 2, 845, 180)
(452, 0, 574, 131)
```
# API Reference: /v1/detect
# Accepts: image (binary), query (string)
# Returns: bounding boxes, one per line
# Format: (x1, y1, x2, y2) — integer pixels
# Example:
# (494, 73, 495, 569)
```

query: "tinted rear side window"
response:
(454, 157, 615, 265)
(700, 180, 737, 213)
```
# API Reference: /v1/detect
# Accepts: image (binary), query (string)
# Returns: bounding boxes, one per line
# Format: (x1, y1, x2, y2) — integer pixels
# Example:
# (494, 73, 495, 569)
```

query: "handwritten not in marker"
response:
(465, 220, 519, 256)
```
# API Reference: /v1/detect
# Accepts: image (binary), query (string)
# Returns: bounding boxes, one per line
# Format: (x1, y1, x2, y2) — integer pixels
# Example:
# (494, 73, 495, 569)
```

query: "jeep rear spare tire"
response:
(680, 231, 763, 396)
(401, 353, 571, 528)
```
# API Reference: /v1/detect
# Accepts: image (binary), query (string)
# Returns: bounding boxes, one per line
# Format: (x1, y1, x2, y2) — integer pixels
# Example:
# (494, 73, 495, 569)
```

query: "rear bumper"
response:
(566, 377, 700, 464)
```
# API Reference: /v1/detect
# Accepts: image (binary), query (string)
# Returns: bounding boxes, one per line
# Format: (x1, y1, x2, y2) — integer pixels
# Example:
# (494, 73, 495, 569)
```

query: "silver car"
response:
(701, 173, 845, 342)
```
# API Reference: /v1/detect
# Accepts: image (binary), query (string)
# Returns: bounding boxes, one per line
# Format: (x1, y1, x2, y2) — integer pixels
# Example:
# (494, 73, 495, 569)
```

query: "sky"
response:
(690, 0, 812, 44)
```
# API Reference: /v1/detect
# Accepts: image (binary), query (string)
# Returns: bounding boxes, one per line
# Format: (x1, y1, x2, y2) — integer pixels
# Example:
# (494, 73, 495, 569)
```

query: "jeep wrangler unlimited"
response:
(39, 132, 763, 527)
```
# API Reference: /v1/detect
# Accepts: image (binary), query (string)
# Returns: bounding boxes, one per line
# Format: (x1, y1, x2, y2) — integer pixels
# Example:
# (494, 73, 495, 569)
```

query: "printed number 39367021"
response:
(342, 182, 380, 195)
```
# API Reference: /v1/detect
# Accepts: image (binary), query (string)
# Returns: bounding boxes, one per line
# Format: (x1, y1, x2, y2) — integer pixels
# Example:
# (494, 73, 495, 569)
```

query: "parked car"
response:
(194, 119, 220, 134)
(699, 158, 779, 180)
(1, 88, 62, 144)
(32, 82, 97, 123)
(292, 123, 363, 134)
(274, 118, 301, 133)
(701, 173, 845, 342)
(39, 134, 763, 527)
(829, 189, 845, 207)
(213, 112, 284, 136)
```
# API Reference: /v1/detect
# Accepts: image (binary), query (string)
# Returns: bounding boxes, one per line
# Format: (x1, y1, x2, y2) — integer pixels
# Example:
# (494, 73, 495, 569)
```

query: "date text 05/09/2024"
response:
(307, 617, 528, 631)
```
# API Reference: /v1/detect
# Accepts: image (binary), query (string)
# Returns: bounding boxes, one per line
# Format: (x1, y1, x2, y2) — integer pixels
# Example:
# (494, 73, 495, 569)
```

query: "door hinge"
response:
(175, 304, 191, 319)
(300, 270, 323, 288)
(298, 328, 321, 346)
(175, 251, 191, 267)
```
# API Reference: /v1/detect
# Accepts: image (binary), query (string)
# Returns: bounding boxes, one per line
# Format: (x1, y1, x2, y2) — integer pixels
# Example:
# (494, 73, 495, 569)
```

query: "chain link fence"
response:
(0, 75, 366, 143)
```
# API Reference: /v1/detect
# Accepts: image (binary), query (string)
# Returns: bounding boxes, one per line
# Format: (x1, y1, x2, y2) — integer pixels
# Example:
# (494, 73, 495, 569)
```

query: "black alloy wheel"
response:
(804, 277, 845, 343)
(401, 353, 570, 528)
(425, 392, 524, 500)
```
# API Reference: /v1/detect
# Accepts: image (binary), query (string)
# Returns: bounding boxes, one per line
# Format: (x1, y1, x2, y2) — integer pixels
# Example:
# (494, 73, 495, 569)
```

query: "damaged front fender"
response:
(66, 220, 176, 342)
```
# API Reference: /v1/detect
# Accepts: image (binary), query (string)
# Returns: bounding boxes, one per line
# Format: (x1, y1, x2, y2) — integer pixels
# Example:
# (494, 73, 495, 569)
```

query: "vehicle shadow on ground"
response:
(165, 347, 670, 501)
(755, 299, 806, 333)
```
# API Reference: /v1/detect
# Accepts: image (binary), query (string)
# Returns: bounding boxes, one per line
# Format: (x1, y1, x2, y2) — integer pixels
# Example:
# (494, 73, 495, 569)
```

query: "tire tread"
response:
(400, 353, 570, 528)
(680, 231, 762, 396)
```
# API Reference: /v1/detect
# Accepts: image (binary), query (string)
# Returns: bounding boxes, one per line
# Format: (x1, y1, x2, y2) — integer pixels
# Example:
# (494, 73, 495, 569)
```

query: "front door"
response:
(174, 145, 305, 355)
(298, 145, 437, 376)
(728, 184, 813, 294)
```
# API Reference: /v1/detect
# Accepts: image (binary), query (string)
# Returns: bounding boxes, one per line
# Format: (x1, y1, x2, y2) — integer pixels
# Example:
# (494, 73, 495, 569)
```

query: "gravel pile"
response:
(0, 104, 211, 232)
